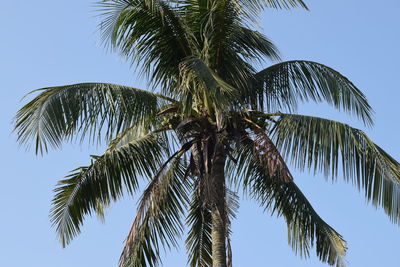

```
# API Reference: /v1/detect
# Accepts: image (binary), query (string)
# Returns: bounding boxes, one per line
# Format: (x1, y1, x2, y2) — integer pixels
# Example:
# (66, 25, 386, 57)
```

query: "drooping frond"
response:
(251, 175, 347, 267)
(227, 127, 293, 184)
(253, 61, 373, 125)
(186, 190, 213, 267)
(15, 83, 165, 154)
(225, 188, 239, 267)
(98, 0, 194, 90)
(270, 113, 400, 223)
(249, 130, 293, 182)
(50, 130, 168, 247)
(230, 132, 347, 266)
(119, 157, 190, 267)
(225, 189, 240, 225)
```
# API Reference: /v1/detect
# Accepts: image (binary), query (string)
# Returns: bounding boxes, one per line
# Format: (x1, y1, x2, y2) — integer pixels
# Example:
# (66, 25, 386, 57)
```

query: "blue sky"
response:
(1, 0, 399, 266)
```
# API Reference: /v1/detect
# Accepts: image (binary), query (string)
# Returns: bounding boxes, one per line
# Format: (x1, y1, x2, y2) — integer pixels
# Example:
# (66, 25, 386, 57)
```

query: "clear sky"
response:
(1, 1, 399, 266)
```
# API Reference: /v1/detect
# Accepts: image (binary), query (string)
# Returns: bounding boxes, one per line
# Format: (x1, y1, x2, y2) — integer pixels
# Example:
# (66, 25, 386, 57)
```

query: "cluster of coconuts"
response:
(161, 114, 181, 129)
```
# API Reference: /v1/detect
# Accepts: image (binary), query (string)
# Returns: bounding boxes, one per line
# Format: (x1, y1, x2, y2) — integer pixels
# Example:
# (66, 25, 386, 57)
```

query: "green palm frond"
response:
(188, 1, 280, 64)
(231, 133, 347, 266)
(50, 130, 168, 247)
(97, 0, 131, 46)
(98, 0, 194, 90)
(15, 83, 165, 154)
(253, 61, 373, 125)
(230, 26, 280, 63)
(107, 123, 149, 151)
(94, 199, 108, 223)
(181, 0, 307, 16)
(225, 189, 239, 223)
(107, 119, 171, 151)
(179, 56, 239, 114)
(252, 176, 347, 267)
(119, 157, 190, 267)
(216, 26, 280, 96)
(181, 0, 280, 93)
(186, 191, 213, 267)
(262, 0, 308, 9)
(270, 113, 400, 222)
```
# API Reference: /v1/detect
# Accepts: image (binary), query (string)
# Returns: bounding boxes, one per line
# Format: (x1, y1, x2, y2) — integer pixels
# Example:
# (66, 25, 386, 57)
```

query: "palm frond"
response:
(271, 113, 400, 223)
(225, 188, 239, 267)
(15, 83, 164, 154)
(227, 126, 293, 184)
(251, 129, 293, 182)
(262, 0, 308, 9)
(252, 175, 347, 267)
(230, 133, 347, 266)
(217, 26, 280, 97)
(50, 130, 168, 247)
(107, 119, 168, 151)
(98, 0, 195, 90)
(253, 61, 373, 125)
(179, 56, 239, 114)
(186, 190, 213, 267)
(119, 157, 190, 267)
(191, 1, 280, 63)
(229, 26, 280, 63)
(180, 0, 307, 19)
(180, 0, 280, 94)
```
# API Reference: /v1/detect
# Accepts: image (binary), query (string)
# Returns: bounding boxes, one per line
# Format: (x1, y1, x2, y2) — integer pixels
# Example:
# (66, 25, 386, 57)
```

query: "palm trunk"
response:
(210, 144, 227, 267)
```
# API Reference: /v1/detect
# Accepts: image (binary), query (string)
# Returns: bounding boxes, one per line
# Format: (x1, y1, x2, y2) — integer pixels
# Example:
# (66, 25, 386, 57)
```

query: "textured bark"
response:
(210, 143, 227, 267)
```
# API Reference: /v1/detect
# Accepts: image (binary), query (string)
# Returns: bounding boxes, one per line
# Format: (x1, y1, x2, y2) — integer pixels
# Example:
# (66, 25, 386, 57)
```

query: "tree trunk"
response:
(210, 144, 227, 267)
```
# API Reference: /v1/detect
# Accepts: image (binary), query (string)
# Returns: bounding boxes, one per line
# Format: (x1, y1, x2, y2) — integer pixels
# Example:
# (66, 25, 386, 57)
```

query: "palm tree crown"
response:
(14, 1, 400, 267)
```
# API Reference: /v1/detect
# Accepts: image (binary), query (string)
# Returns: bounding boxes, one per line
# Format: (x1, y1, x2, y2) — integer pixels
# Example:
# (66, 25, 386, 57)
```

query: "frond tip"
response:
(253, 169, 347, 266)
(272, 113, 400, 224)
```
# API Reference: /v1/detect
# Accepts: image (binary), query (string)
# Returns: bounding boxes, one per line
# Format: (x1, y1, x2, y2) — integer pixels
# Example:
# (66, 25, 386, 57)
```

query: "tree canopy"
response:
(14, 1, 400, 267)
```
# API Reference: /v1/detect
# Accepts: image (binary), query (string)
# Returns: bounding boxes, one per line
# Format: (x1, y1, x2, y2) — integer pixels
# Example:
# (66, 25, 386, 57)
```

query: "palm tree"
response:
(14, 1, 400, 267)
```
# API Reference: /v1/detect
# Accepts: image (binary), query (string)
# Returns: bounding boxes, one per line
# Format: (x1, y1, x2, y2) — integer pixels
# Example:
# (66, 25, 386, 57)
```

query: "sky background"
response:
(1, 0, 399, 266)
